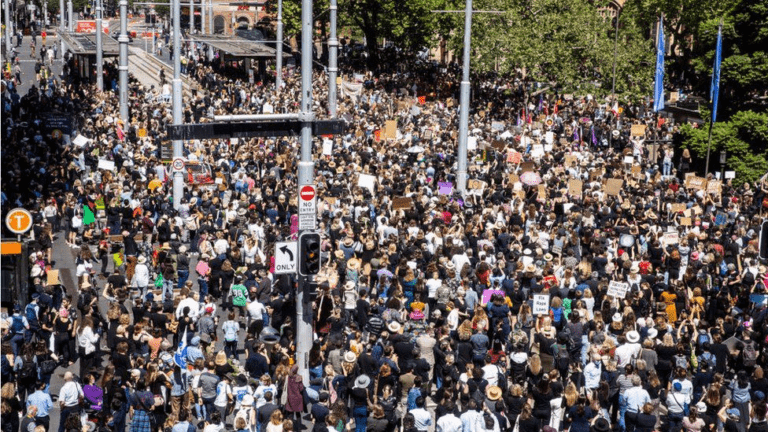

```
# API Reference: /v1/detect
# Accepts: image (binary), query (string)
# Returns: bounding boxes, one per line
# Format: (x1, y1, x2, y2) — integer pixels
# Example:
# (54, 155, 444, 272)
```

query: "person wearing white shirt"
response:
(58, 372, 84, 432)
(436, 401, 463, 432)
(584, 354, 603, 392)
(425, 272, 442, 305)
(176, 292, 201, 322)
(615, 331, 642, 368)
(132, 255, 150, 298)
(246, 297, 267, 333)
(624, 375, 651, 430)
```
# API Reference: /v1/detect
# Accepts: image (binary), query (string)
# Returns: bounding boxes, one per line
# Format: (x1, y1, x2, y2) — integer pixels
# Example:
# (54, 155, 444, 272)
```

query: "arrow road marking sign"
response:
(274, 241, 298, 275)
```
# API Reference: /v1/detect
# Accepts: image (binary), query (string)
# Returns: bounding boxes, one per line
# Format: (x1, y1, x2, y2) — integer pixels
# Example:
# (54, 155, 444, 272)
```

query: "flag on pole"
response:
(83, 204, 96, 225)
(174, 328, 188, 368)
(653, 16, 666, 112)
(710, 23, 723, 123)
(573, 128, 580, 143)
(591, 126, 598, 146)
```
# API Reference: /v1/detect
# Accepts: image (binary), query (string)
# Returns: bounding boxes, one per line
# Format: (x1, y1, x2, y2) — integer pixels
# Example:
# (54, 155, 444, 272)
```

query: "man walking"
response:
(27, 381, 54, 431)
(58, 372, 84, 432)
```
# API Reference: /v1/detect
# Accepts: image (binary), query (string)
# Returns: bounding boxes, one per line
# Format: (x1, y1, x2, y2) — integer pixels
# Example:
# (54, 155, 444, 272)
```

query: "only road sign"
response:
(5, 208, 33, 234)
(274, 241, 298, 275)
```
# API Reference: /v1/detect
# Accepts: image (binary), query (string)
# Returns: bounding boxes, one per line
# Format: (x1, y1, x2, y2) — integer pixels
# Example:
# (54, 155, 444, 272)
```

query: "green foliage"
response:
(451, 0, 654, 99)
(679, 110, 768, 185)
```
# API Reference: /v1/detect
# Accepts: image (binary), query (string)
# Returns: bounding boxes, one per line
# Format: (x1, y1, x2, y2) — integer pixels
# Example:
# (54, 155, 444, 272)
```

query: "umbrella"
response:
(377, 269, 394, 279)
(520, 171, 542, 186)
(407, 145, 425, 153)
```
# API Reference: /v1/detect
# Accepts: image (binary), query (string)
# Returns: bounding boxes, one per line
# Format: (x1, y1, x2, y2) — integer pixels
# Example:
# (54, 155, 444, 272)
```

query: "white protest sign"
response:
(607, 281, 629, 298)
(73, 135, 91, 147)
(467, 136, 478, 151)
(97, 159, 115, 171)
(725, 171, 736, 179)
(533, 294, 550, 315)
(322, 139, 333, 156)
(358, 174, 376, 194)
(545, 131, 554, 145)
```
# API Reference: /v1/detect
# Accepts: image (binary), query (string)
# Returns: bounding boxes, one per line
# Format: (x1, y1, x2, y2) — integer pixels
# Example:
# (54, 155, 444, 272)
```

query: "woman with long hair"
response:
(53, 307, 75, 366)
(0, 382, 22, 432)
(77, 316, 100, 378)
(531, 374, 553, 427)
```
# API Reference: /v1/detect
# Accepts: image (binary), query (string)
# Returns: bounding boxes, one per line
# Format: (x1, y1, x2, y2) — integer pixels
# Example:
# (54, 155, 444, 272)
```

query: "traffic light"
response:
(299, 232, 321, 276)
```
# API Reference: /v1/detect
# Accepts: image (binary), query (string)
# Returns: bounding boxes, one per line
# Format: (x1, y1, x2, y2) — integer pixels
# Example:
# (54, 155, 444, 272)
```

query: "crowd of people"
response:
(2, 32, 768, 432)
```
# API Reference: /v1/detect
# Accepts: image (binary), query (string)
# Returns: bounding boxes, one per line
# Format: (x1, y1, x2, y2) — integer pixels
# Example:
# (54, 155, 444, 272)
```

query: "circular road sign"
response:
(5, 208, 33, 234)
(300, 185, 316, 201)
(172, 158, 186, 172)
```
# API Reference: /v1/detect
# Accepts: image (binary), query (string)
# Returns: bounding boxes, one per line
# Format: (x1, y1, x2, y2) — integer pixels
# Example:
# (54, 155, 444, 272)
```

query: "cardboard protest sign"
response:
(438, 182, 453, 195)
(509, 174, 520, 185)
(468, 179, 486, 191)
(109, 235, 124, 243)
(481, 289, 505, 305)
(631, 165, 642, 177)
(605, 179, 624, 196)
(533, 294, 550, 315)
(590, 169, 603, 181)
(391, 197, 412, 210)
(324, 197, 337, 205)
(537, 184, 547, 198)
(383, 120, 397, 140)
(663, 231, 679, 245)
(607, 281, 629, 298)
(569, 179, 583, 197)
(565, 155, 576, 167)
(521, 161, 535, 173)
(680, 217, 692, 226)
(630, 124, 647, 137)
(707, 180, 722, 195)
(685, 176, 707, 190)
(491, 121, 504, 131)
(492, 140, 506, 151)
(670, 203, 686, 213)
(725, 171, 736, 179)
(47, 269, 60, 285)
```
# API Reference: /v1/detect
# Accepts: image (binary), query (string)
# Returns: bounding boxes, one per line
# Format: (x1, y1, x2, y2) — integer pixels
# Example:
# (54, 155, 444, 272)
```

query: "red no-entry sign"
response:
(300, 185, 316, 201)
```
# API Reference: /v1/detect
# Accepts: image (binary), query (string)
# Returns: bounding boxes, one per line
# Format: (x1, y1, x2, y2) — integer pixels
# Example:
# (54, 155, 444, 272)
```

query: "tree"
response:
(449, 0, 654, 99)
(679, 110, 768, 185)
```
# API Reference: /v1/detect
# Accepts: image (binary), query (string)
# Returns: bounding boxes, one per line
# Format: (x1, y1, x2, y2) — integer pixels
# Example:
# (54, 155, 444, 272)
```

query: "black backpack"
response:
(18, 357, 36, 380)
(553, 343, 570, 370)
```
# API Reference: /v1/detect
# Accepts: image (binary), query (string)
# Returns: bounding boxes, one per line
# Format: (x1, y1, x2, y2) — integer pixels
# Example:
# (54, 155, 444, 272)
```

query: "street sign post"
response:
(5, 208, 33, 235)
(298, 184, 317, 230)
(172, 158, 186, 172)
(274, 241, 298, 274)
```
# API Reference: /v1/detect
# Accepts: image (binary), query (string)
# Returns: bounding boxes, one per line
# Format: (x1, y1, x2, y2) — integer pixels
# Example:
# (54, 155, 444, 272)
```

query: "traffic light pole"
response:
(172, 0, 184, 209)
(296, 0, 314, 387)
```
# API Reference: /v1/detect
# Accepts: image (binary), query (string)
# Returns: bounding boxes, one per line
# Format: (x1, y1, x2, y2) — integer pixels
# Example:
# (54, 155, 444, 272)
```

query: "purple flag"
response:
(573, 128, 580, 142)
(591, 126, 597, 145)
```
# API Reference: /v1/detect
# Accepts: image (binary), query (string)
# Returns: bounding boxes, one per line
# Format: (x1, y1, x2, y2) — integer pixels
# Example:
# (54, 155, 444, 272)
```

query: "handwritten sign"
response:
(468, 179, 486, 191)
(685, 176, 707, 190)
(725, 171, 736, 179)
(663, 231, 679, 245)
(680, 217, 692, 226)
(492, 140, 506, 151)
(98, 159, 116, 171)
(509, 174, 520, 185)
(707, 180, 722, 195)
(670, 203, 686, 213)
(607, 281, 629, 298)
(533, 294, 550, 316)
(630, 124, 647, 137)
(521, 161, 535, 173)
(481, 289, 505, 305)
(438, 182, 453, 195)
(47, 269, 60, 285)
(392, 196, 413, 210)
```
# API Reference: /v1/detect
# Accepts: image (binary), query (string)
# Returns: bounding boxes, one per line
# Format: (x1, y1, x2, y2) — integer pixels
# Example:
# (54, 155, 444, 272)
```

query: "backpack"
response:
(25, 304, 38, 324)
(552, 343, 570, 370)
(743, 343, 758, 367)
(40, 358, 57, 375)
(10, 315, 24, 334)
(18, 357, 36, 380)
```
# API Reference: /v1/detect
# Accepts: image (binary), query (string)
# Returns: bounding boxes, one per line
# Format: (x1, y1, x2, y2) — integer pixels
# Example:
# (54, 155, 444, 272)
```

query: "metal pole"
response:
(327, 0, 337, 116)
(95, 0, 103, 90)
(43, 0, 47, 30)
(296, 0, 314, 387)
(4, 0, 11, 62)
(172, 0, 184, 209)
(189, 0, 193, 34)
(456, 0, 472, 195)
(275, 0, 282, 88)
(207, 0, 212, 58)
(704, 118, 714, 175)
(67, 0, 72, 31)
(118, 0, 128, 122)
(611, 9, 619, 101)
(60, 0, 65, 56)
(200, 0, 204, 33)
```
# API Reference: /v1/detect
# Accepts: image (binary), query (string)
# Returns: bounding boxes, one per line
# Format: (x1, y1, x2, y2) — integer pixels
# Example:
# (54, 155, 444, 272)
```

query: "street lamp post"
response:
(67, 0, 72, 31)
(4, 0, 11, 62)
(200, 0, 205, 33)
(96, 0, 103, 90)
(456, 0, 472, 195)
(327, 0, 337, 116)
(60, 0, 65, 55)
(189, 0, 193, 34)
(118, 0, 128, 122)
(275, 0, 283, 88)
(172, 0, 184, 209)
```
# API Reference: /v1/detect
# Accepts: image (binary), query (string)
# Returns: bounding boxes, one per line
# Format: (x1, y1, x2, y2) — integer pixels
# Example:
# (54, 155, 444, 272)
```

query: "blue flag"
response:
(710, 24, 723, 123)
(653, 16, 666, 112)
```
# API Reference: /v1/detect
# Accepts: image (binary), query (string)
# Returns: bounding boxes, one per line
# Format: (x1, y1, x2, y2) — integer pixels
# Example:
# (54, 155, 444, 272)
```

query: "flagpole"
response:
(704, 19, 723, 176)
